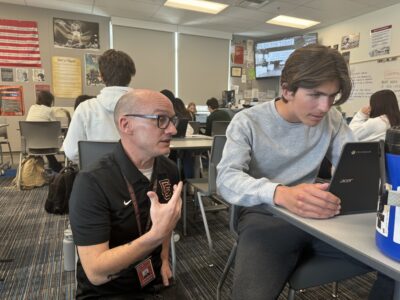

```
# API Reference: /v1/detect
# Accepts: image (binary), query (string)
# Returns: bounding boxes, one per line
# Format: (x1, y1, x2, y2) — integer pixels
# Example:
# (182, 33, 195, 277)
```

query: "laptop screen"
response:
(329, 142, 381, 215)
(173, 119, 189, 138)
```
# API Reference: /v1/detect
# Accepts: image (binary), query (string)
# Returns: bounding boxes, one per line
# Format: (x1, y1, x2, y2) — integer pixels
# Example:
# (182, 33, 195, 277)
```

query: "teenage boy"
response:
(217, 44, 393, 300)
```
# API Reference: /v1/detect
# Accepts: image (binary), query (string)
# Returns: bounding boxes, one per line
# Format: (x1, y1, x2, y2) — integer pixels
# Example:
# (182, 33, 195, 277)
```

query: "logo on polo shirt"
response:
(159, 179, 172, 201)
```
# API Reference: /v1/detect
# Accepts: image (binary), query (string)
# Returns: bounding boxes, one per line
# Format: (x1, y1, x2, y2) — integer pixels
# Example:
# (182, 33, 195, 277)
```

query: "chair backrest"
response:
(188, 121, 200, 134)
(53, 108, 72, 127)
(208, 135, 227, 193)
(78, 140, 118, 170)
(211, 121, 230, 136)
(0, 117, 8, 139)
(19, 121, 61, 154)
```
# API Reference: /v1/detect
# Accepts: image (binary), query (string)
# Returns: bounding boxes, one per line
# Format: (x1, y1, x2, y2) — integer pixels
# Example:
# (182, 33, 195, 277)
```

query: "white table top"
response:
(265, 205, 400, 283)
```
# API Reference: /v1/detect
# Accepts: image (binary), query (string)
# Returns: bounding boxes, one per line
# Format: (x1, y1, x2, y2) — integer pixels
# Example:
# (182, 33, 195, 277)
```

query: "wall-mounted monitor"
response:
(254, 33, 318, 79)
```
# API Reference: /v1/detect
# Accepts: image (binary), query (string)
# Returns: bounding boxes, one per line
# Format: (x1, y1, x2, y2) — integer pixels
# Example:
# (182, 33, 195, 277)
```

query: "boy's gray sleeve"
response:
(216, 115, 280, 207)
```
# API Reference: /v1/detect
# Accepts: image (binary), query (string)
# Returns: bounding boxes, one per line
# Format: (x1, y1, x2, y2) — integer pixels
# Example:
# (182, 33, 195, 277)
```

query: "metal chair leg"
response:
(183, 183, 187, 236)
(196, 191, 213, 253)
(6, 142, 13, 165)
(331, 281, 339, 298)
(216, 241, 237, 300)
(16, 153, 23, 190)
(170, 231, 176, 278)
(288, 287, 296, 300)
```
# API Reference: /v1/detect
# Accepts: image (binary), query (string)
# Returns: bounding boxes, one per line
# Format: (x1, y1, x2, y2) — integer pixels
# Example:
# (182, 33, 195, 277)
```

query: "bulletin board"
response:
(349, 57, 400, 101)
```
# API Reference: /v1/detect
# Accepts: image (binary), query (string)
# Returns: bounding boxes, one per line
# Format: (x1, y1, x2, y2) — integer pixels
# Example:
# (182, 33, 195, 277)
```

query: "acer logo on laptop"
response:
(339, 178, 354, 184)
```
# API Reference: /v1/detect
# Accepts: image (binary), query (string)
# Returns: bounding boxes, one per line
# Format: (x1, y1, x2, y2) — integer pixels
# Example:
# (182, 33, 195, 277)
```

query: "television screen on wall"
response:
(254, 33, 318, 79)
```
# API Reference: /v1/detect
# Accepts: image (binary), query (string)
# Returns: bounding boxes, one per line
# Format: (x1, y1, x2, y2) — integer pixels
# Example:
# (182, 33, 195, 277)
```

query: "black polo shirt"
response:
(69, 141, 179, 299)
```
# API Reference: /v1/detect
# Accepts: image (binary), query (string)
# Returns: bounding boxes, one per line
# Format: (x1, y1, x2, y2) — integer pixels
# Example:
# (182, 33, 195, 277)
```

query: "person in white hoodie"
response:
(349, 89, 400, 142)
(63, 49, 136, 163)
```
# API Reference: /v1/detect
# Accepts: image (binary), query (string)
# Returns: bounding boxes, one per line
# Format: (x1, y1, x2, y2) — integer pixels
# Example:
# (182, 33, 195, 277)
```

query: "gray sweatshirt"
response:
(216, 100, 355, 207)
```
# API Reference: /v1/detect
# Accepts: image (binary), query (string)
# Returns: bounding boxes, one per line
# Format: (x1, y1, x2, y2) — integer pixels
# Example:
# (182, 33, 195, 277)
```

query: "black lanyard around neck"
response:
(124, 176, 158, 236)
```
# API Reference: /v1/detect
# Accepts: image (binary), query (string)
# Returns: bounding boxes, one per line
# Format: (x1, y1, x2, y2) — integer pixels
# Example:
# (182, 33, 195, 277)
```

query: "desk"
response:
(170, 136, 213, 179)
(170, 136, 213, 150)
(265, 205, 400, 299)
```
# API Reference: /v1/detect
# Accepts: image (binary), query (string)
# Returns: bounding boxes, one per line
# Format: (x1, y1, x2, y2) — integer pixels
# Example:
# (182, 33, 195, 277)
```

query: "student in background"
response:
(161, 90, 195, 179)
(74, 94, 94, 110)
(217, 44, 393, 300)
(63, 49, 136, 163)
(27, 91, 56, 122)
(160, 90, 194, 136)
(349, 89, 400, 141)
(26, 90, 62, 172)
(205, 97, 231, 136)
(187, 102, 197, 121)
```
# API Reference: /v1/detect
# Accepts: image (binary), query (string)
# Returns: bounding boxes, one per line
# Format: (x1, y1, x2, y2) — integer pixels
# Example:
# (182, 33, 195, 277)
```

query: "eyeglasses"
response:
(124, 114, 179, 129)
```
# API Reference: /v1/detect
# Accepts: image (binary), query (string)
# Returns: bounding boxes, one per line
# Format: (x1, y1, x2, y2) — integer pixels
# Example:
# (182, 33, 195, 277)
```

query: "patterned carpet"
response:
(0, 176, 375, 300)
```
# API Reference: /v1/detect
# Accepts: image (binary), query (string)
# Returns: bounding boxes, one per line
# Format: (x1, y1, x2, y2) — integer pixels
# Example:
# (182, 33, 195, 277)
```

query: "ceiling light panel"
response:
(266, 15, 320, 29)
(164, 0, 228, 14)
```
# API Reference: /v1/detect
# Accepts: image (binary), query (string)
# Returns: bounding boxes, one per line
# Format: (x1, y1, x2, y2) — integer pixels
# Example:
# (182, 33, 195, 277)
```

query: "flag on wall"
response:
(0, 19, 42, 68)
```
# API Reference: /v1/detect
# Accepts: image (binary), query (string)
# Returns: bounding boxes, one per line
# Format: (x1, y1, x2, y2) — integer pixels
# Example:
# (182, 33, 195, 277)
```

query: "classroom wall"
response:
(316, 2, 400, 116)
(0, 3, 110, 151)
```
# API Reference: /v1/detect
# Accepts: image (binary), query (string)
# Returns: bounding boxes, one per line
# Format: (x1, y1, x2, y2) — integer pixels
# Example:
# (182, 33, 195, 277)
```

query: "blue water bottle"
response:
(376, 126, 400, 261)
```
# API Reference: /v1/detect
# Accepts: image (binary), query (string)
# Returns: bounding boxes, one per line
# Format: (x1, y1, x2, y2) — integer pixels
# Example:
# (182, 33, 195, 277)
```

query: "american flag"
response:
(0, 19, 42, 68)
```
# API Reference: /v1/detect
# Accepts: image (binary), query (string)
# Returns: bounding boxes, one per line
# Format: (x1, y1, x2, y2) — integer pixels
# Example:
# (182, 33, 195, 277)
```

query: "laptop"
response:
(329, 142, 381, 215)
(173, 118, 189, 138)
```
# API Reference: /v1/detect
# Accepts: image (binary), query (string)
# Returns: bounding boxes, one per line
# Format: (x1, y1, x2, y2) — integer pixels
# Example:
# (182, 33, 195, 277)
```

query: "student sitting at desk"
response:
(217, 44, 393, 300)
(205, 97, 231, 136)
(187, 102, 197, 121)
(349, 89, 400, 141)
(26, 91, 62, 172)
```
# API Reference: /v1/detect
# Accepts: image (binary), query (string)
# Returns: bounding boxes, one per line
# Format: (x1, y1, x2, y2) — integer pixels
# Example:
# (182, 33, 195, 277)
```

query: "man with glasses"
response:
(69, 89, 188, 299)
(217, 44, 393, 299)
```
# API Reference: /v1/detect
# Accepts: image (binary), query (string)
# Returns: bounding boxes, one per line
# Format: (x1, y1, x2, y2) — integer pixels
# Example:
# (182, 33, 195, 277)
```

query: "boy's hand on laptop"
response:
(274, 183, 341, 219)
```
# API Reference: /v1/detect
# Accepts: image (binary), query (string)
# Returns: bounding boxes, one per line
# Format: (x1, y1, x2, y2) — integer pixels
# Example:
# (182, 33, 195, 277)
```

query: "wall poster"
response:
(84, 53, 103, 86)
(0, 85, 24, 116)
(52, 56, 82, 98)
(53, 18, 99, 50)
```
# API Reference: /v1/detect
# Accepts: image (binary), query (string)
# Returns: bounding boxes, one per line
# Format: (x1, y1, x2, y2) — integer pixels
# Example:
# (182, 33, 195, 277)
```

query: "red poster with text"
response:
(234, 45, 244, 65)
(0, 85, 24, 116)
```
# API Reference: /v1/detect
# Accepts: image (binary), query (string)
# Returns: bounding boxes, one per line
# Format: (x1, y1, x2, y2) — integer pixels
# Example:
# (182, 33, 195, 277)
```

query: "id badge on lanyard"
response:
(124, 176, 158, 287)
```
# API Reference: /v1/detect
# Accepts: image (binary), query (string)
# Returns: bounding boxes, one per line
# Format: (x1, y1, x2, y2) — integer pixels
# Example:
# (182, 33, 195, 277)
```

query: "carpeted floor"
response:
(0, 176, 375, 300)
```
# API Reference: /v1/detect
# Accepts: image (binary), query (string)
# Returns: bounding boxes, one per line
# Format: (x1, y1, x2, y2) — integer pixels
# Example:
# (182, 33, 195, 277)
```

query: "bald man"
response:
(69, 89, 186, 299)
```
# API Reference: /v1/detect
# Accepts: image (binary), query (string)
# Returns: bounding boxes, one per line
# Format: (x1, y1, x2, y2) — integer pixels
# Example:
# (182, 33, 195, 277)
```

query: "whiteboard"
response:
(349, 57, 400, 101)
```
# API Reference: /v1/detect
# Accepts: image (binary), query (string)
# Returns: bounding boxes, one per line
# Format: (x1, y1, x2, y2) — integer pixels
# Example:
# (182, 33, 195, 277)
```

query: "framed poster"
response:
(231, 67, 242, 77)
(53, 18, 99, 50)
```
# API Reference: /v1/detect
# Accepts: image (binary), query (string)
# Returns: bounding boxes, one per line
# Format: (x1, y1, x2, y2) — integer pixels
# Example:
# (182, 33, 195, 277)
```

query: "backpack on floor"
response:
(14, 156, 47, 190)
(44, 165, 78, 215)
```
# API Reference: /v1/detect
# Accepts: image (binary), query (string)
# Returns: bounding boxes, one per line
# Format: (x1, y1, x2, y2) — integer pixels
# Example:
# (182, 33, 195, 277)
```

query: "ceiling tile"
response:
(25, 0, 93, 14)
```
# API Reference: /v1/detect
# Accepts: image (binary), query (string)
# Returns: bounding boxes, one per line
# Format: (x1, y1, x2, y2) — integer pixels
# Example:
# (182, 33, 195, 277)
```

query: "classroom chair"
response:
(17, 121, 63, 190)
(0, 117, 13, 165)
(183, 135, 228, 255)
(211, 121, 230, 136)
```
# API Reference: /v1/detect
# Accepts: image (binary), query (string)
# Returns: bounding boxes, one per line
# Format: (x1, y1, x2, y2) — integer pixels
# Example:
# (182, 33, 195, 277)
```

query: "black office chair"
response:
(211, 121, 230, 136)
(217, 205, 371, 300)
(78, 140, 118, 170)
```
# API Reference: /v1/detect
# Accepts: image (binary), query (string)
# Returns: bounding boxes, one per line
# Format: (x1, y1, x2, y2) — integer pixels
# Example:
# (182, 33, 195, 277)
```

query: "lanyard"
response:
(124, 176, 158, 236)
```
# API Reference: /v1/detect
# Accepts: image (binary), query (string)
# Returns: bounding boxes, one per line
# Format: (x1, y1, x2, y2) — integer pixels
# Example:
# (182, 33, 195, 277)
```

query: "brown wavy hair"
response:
(370, 89, 400, 127)
(280, 44, 351, 106)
